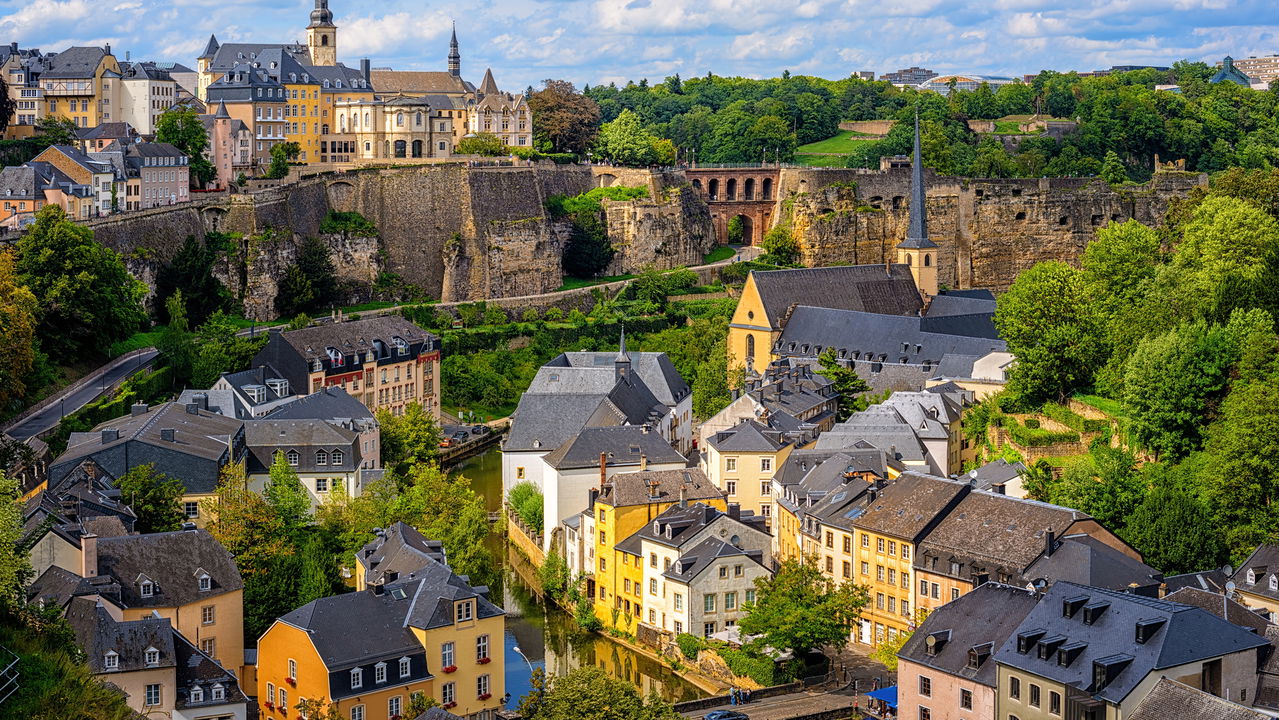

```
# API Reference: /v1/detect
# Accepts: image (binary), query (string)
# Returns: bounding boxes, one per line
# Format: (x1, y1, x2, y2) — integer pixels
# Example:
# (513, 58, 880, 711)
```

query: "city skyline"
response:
(1, 0, 1276, 91)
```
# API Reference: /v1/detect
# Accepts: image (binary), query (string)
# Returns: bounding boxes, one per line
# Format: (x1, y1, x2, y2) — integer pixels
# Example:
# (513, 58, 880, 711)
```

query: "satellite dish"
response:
(1226, 581, 1237, 597)
(925, 634, 937, 649)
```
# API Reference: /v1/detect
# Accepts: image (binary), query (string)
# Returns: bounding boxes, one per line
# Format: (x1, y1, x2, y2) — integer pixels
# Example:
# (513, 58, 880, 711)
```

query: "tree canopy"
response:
(155, 108, 216, 186)
(738, 556, 868, 658)
(517, 667, 680, 720)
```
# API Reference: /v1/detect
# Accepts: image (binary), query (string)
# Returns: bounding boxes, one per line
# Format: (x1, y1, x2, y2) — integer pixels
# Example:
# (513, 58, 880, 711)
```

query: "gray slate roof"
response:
(357, 521, 447, 587)
(708, 419, 788, 453)
(597, 468, 722, 508)
(96, 529, 243, 609)
(1232, 545, 1279, 602)
(994, 582, 1270, 705)
(1162, 568, 1230, 595)
(1131, 677, 1271, 720)
(963, 458, 1027, 491)
(749, 265, 924, 327)
(663, 536, 767, 583)
(67, 597, 175, 673)
(504, 393, 618, 453)
(776, 306, 1005, 365)
(244, 418, 359, 474)
(615, 502, 766, 556)
(540, 426, 685, 471)
(846, 472, 968, 540)
(1025, 534, 1162, 593)
(266, 386, 376, 425)
(1162, 587, 1272, 635)
(274, 316, 434, 363)
(898, 582, 1040, 687)
(549, 351, 690, 407)
(43, 46, 108, 79)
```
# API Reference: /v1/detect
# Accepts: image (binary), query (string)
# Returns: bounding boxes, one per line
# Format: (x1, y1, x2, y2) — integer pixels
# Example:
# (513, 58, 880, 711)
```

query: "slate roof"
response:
(173, 630, 249, 710)
(1162, 587, 1272, 634)
(924, 292, 997, 318)
(43, 46, 108, 79)
(22, 460, 135, 549)
(274, 316, 435, 363)
(280, 568, 502, 670)
(917, 491, 1094, 583)
(597, 468, 722, 508)
(663, 536, 767, 583)
(1025, 534, 1162, 593)
(370, 69, 473, 95)
(68, 597, 175, 674)
(95, 529, 243, 609)
(266, 386, 376, 425)
(847, 472, 968, 540)
(78, 122, 138, 142)
(356, 521, 447, 586)
(0, 165, 39, 200)
(27, 565, 104, 608)
(547, 351, 691, 407)
(897, 582, 1040, 687)
(776, 306, 1005, 364)
(708, 419, 789, 453)
(749, 265, 924, 327)
(504, 393, 618, 453)
(413, 707, 464, 720)
(994, 582, 1270, 705)
(1130, 678, 1271, 720)
(963, 458, 1027, 491)
(541, 426, 685, 471)
(813, 406, 930, 462)
(176, 389, 245, 420)
(244, 418, 359, 474)
(773, 446, 891, 501)
(1162, 568, 1230, 595)
(1233, 545, 1279, 602)
(615, 502, 766, 556)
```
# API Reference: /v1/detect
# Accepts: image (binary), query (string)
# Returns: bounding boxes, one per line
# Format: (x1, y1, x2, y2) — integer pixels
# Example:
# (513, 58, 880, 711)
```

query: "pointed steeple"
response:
(898, 110, 937, 250)
(448, 22, 461, 78)
(199, 34, 220, 60)
(214, 99, 230, 119)
(478, 67, 499, 95)
(615, 328, 632, 382)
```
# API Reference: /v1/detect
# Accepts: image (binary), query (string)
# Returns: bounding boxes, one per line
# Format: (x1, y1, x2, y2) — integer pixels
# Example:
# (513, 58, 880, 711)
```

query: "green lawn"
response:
(556, 274, 637, 291)
(1073, 393, 1126, 419)
(796, 130, 877, 155)
(795, 154, 850, 167)
(341, 300, 401, 314)
(703, 246, 736, 264)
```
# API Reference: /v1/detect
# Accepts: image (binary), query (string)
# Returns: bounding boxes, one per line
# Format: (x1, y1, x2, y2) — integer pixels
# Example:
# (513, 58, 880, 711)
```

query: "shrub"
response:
(676, 633, 705, 660)
(575, 594, 602, 630)
(1024, 418, 1041, 429)
(1042, 402, 1110, 433)
(319, 210, 378, 236)
(718, 646, 779, 686)
(508, 481, 544, 535)
(1005, 417, 1081, 446)
(522, 308, 540, 323)
(545, 307, 565, 321)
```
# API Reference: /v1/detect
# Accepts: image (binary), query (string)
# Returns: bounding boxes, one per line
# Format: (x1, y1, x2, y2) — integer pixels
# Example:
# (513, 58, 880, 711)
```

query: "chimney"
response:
(599, 452, 608, 488)
(372, 583, 385, 596)
(101, 429, 119, 444)
(679, 485, 687, 508)
(642, 423, 651, 435)
(160, 428, 176, 442)
(728, 503, 740, 520)
(639, 453, 648, 471)
(131, 403, 148, 416)
(185, 402, 200, 415)
(80, 533, 98, 578)
(193, 393, 209, 411)
(1044, 529, 1056, 558)
(361, 58, 371, 83)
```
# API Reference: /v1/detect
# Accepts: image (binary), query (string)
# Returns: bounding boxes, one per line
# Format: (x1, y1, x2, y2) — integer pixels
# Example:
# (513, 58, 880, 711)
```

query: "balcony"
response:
(41, 82, 94, 97)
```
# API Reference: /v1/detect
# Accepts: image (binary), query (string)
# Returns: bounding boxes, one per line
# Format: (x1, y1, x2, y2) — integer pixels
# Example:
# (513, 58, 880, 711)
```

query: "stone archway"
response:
(201, 206, 229, 233)
(728, 214, 754, 245)
(326, 180, 357, 213)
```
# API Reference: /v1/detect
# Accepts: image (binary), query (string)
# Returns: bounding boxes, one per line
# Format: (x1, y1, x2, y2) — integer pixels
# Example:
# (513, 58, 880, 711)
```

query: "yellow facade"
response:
(851, 528, 917, 646)
(42, 53, 121, 128)
(704, 442, 792, 520)
(591, 494, 728, 632)
(120, 588, 245, 680)
(285, 82, 323, 163)
(726, 273, 779, 378)
(410, 603, 504, 717)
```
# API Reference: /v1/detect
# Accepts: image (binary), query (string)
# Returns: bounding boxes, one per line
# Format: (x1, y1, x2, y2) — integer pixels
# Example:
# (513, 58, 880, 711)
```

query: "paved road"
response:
(4, 349, 159, 441)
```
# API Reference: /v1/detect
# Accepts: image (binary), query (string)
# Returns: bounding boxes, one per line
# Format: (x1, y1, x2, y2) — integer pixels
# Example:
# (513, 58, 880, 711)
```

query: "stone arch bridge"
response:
(685, 167, 780, 245)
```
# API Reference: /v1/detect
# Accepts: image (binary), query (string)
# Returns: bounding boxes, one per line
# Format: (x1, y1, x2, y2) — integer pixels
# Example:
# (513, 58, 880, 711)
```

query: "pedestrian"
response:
(730, 687, 738, 705)
(744, 688, 751, 703)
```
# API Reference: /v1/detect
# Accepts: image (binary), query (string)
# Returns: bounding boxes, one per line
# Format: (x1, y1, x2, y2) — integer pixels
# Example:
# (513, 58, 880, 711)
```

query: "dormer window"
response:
(199, 574, 211, 592)
(327, 347, 344, 367)
(1249, 569, 1257, 585)
(331, 450, 344, 465)
(316, 450, 328, 466)
(399, 656, 411, 678)
(375, 662, 387, 683)
(1271, 574, 1277, 592)
(104, 651, 119, 670)
(145, 647, 160, 666)
(211, 684, 224, 701)
(286, 450, 300, 466)
(140, 580, 154, 598)
(350, 667, 363, 688)
(455, 600, 474, 623)
(967, 643, 991, 669)
(394, 337, 408, 356)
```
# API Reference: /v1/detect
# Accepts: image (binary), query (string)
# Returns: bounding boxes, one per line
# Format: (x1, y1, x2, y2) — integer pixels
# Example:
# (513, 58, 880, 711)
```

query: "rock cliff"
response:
(602, 183, 715, 275)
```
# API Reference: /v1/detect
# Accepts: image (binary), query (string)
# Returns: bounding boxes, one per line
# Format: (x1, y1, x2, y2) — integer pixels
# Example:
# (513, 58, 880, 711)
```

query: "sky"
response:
(1, 0, 1277, 92)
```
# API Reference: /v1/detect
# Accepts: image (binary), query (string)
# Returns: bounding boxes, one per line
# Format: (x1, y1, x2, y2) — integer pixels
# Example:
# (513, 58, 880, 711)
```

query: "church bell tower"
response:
(307, 0, 338, 67)
(896, 111, 939, 298)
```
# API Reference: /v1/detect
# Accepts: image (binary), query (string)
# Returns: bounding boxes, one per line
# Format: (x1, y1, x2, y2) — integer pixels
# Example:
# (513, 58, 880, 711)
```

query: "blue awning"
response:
(866, 685, 897, 708)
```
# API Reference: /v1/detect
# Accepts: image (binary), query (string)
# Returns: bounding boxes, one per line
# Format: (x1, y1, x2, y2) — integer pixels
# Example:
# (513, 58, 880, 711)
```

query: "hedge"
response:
(508, 481, 544, 535)
(677, 633, 705, 660)
(718, 646, 780, 686)
(1042, 402, 1109, 433)
(1005, 417, 1080, 447)
(436, 315, 677, 355)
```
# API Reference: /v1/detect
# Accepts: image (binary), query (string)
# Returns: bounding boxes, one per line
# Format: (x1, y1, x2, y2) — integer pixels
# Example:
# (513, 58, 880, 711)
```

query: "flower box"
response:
(443, 702, 457, 710)
(442, 665, 458, 674)
(479, 693, 492, 701)
(265, 702, 275, 710)
(477, 657, 492, 665)
(285, 677, 296, 686)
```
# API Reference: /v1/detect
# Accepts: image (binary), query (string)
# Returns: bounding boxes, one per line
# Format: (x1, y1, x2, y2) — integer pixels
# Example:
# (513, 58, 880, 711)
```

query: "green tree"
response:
(596, 109, 657, 166)
(761, 223, 801, 266)
(528, 79, 602, 154)
(0, 248, 38, 413)
(296, 236, 339, 308)
(739, 556, 868, 658)
(296, 532, 342, 607)
(276, 266, 316, 318)
(1202, 381, 1279, 559)
(0, 471, 31, 607)
(561, 212, 614, 278)
(191, 341, 233, 388)
(265, 451, 312, 540)
(1122, 480, 1226, 574)
(457, 132, 508, 156)
(1049, 445, 1143, 531)
(155, 234, 233, 325)
(33, 116, 78, 146)
(517, 666, 680, 720)
(1100, 150, 1128, 184)
(116, 464, 185, 534)
(377, 402, 443, 477)
(870, 609, 929, 671)
(266, 141, 301, 179)
(155, 107, 216, 186)
(16, 205, 147, 357)
(157, 290, 196, 387)
(994, 261, 1108, 405)
(817, 348, 871, 421)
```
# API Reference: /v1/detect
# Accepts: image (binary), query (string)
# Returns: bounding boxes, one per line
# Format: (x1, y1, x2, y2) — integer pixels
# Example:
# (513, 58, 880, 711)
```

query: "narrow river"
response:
(451, 447, 708, 705)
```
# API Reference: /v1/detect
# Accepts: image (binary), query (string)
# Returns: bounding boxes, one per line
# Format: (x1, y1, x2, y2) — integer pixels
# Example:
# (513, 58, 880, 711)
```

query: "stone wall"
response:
(602, 183, 714, 275)
(776, 167, 1205, 291)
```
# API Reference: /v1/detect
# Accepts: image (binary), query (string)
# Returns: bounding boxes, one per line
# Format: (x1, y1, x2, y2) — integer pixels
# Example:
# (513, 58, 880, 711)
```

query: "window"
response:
(350, 706, 364, 720)
(145, 647, 159, 666)
(862, 562, 870, 575)
(888, 541, 897, 556)
(456, 601, 474, 623)
(316, 477, 328, 493)
(725, 458, 737, 471)
(1010, 676, 1020, 699)
(1030, 684, 1041, 707)
(760, 457, 772, 472)
(704, 622, 716, 637)
(725, 592, 738, 610)
(286, 450, 299, 466)
(919, 675, 931, 696)
(332, 450, 343, 465)
(140, 580, 154, 597)
(746, 589, 756, 605)
(212, 684, 225, 701)
(145, 684, 161, 706)
(888, 568, 897, 584)
(877, 593, 885, 609)
(952, 588, 960, 601)
(289, 659, 297, 680)
(843, 561, 852, 578)
(919, 708, 931, 720)
(761, 481, 771, 497)
(888, 597, 896, 613)
(201, 638, 215, 656)
(185, 501, 199, 518)
(726, 480, 736, 495)
(202, 605, 215, 624)
(877, 565, 885, 581)
(932, 583, 940, 599)
(375, 662, 387, 683)
(877, 537, 885, 553)
(902, 545, 910, 560)
(351, 668, 363, 688)
(704, 594, 716, 612)
(674, 593, 684, 611)
(199, 574, 211, 591)
(862, 533, 870, 548)
(388, 696, 401, 717)
(961, 688, 972, 709)
(400, 656, 412, 678)
(442, 682, 455, 705)
(902, 600, 910, 616)
(191, 686, 204, 703)
(1050, 691, 1061, 715)
(104, 651, 118, 670)
(442, 642, 455, 668)
(477, 673, 490, 697)
(902, 571, 909, 588)
(650, 578, 658, 595)
(844, 535, 852, 553)
(280, 689, 290, 712)
(825, 556, 834, 573)
(316, 450, 328, 466)
(267, 683, 276, 705)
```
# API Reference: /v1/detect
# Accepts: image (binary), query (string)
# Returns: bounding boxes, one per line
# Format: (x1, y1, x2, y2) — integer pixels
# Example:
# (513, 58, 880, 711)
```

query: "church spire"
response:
(449, 22, 461, 78)
(898, 110, 937, 250)
(615, 328, 631, 382)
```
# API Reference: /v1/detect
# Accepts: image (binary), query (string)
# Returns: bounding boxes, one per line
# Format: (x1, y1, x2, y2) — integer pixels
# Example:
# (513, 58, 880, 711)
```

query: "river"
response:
(451, 447, 708, 706)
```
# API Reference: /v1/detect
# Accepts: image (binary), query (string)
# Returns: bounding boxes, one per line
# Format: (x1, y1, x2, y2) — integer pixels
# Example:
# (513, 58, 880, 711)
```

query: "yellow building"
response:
(585, 469, 726, 632)
(259, 523, 504, 719)
(284, 75, 323, 162)
(702, 418, 799, 520)
(39, 46, 122, 128)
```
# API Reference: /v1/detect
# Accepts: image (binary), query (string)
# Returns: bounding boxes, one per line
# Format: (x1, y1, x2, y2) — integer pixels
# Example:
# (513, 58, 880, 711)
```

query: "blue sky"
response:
(2, 0, 1277, 92)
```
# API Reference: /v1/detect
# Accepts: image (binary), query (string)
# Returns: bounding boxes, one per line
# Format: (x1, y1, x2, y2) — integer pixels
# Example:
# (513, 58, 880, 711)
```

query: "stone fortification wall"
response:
(775, 167, 1205, 291)
(602, 183, 715, 275)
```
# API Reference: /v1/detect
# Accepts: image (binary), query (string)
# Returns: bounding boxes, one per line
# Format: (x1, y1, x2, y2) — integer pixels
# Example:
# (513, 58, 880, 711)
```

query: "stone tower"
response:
(449, 23, 461, 78)
(896, 111, 939, 298)
(307, 0, 338, 67)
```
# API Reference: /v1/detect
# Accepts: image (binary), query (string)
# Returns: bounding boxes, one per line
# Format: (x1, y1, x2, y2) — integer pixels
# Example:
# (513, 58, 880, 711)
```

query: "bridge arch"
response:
(200, 206, 229, 233)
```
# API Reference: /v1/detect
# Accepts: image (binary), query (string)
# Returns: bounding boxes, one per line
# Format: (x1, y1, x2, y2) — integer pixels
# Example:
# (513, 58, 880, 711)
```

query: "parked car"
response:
(438, 438, 454, 448)
(705, 712, 749, 720)
(451, 431, 471, 444)
(471, 425, 491, 435)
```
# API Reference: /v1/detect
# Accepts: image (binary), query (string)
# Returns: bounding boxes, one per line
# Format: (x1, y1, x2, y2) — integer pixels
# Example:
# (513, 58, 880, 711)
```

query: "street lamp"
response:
(512, 645, 535, 673)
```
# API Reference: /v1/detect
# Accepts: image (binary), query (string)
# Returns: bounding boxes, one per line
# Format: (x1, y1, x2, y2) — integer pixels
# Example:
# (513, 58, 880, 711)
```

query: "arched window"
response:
(321, 35, 329, 46)
(321, 124, 329, 135)
(924, 254, 932, 267)
(316, 450, 328, 466)
(364, 112, 370, 127)
(394, 140, 407, 158)
(906, 254, 913, 266)
(396, 112, 404, 127)
(415, 112, 423, 126)
(746, 334, 755, 359)
(412, 140, 423, 158)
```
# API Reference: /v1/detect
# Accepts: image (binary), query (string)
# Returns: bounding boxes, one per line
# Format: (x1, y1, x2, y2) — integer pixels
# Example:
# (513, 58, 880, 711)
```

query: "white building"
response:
(119, 62, 178, 135)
